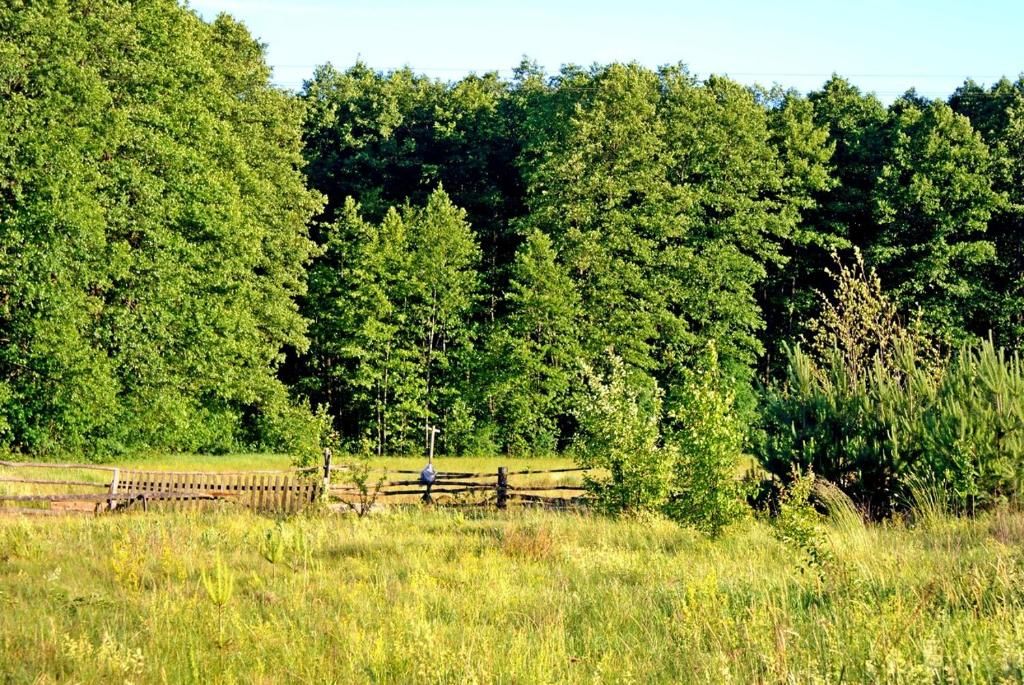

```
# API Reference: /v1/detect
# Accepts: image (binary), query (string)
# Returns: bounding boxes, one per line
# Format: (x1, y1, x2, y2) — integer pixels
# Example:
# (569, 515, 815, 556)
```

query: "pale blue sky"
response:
(187, 0, 1024, 101)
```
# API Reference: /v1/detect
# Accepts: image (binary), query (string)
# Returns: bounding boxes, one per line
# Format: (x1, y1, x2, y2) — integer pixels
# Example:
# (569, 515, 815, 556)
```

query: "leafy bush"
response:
(575, 349, 748, 535)
(574, 356, 672, 515)
(662, 343, 748, 536)
(337, 443, 387, 517)
(769, 470, 832, 579)
(262, 399, 333, 469)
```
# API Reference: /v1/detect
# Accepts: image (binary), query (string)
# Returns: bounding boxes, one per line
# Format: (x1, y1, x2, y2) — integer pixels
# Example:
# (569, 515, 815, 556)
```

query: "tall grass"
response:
(1, 506, 1023, 683)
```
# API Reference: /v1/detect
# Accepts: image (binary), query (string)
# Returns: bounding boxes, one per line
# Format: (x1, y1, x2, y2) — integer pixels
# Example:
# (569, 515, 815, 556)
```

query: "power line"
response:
(269, 63, 1019, 80)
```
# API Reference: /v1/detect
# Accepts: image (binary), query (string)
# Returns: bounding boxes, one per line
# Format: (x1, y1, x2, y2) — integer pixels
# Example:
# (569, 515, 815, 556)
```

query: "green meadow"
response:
(1, 503, 1022, 684)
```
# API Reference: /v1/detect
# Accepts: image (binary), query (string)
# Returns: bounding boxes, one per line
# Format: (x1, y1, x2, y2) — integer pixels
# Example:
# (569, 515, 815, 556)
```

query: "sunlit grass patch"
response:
(1, 506, 1023, 683)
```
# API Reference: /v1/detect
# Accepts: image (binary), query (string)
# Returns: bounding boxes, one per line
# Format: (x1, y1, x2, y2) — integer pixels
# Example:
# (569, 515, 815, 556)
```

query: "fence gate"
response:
(110, 470, 322, 513)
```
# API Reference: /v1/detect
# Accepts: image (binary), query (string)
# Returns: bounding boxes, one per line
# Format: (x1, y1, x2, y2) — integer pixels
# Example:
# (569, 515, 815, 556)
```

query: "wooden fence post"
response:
(107, 467, 120, 511)
(497, 466, 508, 509)
(322, 448, 332, 490)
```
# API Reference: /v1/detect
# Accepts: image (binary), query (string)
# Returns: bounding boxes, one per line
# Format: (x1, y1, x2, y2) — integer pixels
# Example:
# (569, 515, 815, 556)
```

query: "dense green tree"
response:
(869, 99, 1002, 343)
(659, 71, 828, 398)
(575, 355, 671, 515)
(0, 1, 323, 456)
(300, 64, 522, 315)
(758, 91, 837, 371)
(482, 230, 582, 454)
(520, 64, 823, 415)
(754, 78, 888, 377)
(303, 189, 479, 454)
(9, 8, 1024, 466)
(806, 77, 889, 249)
(759, 254, 1024, 515)
(301, 63, 444, 223)
(950, 79, 1024, 346)
(520, 63, 671, 372)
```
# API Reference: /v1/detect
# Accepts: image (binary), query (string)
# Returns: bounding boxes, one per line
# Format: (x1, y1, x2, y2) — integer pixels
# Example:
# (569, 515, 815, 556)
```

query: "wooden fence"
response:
(0, 452, 593, 516)
(325, 458, 591, 510)
(0, 460, 321, 515)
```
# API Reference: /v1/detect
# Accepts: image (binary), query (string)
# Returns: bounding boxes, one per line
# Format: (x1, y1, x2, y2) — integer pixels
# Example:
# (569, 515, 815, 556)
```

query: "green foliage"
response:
(303, 188, 480, 454)
(575, 347, 748, 535)
(272, 403, 334, 469)
(520, 64, 813, 415)
(0, 1, 323, 457)
(574, 356, 672, 514)
(483, 230, 582, 454)
(8, 18, 1024, 469)
(338, 443, 387, 517)
(765, 77, 1010, 373)
(870, 100, 1003, 344)
(662, 344, 748, 536)
(951, 78, 1024, 348)
(296, 60, 1024, 462)
(259, 523, 289, 565)
(805, 77, 888, 250)
(758, 253, 940, 514)
(759, 91, 839, 364)
(769, 471, 833, 577)
(920, 340, 1024, 508)
(201, 554, 236, 608)
(759, 253, 1024, 514)
(300, 63, 523, 314)
(201, 553, 236, 646)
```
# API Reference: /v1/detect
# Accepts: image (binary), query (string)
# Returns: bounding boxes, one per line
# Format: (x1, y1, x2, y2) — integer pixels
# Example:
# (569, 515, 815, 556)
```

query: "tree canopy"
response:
(6, 2, 1024, 464)
(0, 0, 322, 456)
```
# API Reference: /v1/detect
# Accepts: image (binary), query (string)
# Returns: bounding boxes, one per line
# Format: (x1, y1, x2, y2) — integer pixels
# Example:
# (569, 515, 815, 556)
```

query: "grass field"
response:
(105, 453, 575, 474)
(1, 500, 1023, 683)
(0, 451, 571, 474)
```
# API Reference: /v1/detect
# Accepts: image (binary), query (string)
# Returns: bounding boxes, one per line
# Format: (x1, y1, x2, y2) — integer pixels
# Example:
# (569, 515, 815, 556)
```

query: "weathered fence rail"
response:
(325, 459, 592, 510)
(0, 453, 594, 515)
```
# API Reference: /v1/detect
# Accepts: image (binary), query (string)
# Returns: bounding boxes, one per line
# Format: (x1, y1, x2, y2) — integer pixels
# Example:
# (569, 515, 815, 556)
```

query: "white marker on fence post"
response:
(108, 467, 120, 511)
(428, 426, 439, 462)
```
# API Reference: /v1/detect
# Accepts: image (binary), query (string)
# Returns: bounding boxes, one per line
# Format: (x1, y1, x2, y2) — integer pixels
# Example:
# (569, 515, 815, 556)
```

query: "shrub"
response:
(921, 340, 1024, 510)
(662, 343, 748, 536)
(574, 355, 672, 515)
(769, 470, 832, 579)
(758, 251, 1024, 515)
(337, 441, 386, 517)
(575, 349, 749, 535)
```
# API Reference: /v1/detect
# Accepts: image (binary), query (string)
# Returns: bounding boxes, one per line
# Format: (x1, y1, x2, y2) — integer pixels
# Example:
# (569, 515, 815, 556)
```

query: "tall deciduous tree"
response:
(951, 79, 1024, 346)
(304, 188, 479, 454)
(300, 64, 522, 317)
(520, 63, 822, 414)
(0, 1, 323, 456)
(759, 91, 837, 373)
(870, 99, 1002, 343)
(483, 230, 582, 454)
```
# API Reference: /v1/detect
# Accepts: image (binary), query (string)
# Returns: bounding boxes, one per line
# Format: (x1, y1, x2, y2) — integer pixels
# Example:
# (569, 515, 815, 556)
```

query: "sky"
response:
(187, 0, 1024, 101)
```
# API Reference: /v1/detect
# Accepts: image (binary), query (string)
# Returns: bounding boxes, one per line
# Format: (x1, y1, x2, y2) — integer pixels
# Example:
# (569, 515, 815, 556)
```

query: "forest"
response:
(3, 0, 1024, 517)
